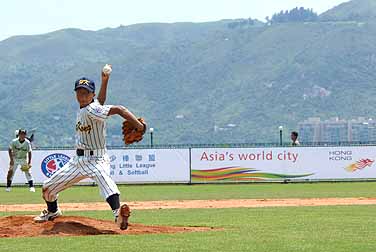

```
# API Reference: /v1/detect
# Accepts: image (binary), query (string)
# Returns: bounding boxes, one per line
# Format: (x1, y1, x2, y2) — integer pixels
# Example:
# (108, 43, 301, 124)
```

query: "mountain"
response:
(1, 0, 376, 147)
(320, 0, 376, 21)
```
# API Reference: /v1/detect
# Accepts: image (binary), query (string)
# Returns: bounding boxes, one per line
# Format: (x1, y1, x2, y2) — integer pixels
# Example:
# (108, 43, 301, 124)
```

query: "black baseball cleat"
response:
(116, 204, 131, 230)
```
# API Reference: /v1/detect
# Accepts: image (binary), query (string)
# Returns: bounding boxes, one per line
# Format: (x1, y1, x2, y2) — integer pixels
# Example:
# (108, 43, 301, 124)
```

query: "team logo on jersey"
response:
(41, 153, 71, 178)
(94, 107, 103, 113)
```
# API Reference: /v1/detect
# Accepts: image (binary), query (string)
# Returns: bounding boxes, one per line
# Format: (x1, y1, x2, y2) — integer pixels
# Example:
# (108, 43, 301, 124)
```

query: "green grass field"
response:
(1, 183, 376, 252)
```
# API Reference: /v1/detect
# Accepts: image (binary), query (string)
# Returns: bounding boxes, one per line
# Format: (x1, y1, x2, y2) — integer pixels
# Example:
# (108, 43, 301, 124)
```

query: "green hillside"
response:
(320, 0, 376, 21)
(0, 0, 375, 147)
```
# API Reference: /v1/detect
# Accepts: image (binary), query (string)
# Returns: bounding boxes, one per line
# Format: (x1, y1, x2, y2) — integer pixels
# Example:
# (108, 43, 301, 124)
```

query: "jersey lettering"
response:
(76, 122, 92, 133)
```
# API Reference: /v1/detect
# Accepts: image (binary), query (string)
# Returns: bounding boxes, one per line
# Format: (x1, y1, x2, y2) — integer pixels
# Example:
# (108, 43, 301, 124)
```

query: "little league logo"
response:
(41, 153, 71, 178)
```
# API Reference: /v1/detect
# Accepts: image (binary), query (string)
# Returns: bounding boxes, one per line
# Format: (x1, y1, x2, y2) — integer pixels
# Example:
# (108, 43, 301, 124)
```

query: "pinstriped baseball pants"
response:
(42, 154, 120, 202)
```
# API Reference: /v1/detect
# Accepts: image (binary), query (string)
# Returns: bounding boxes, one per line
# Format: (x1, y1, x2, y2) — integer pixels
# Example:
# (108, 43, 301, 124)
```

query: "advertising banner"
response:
(2, 146, 376, 185)
(0, 149, 190, 184)
(0, 150, 75, 185)
(191, 147, 376, 182)
(107, 149, 190, 183)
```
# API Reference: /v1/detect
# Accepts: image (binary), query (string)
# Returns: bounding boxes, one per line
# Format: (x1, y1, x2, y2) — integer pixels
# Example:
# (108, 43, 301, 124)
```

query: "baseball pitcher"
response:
(34, 65, 146, 230)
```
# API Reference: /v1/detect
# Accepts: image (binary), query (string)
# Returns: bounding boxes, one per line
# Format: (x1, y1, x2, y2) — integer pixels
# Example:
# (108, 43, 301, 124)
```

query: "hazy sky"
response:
(1, 0, 348, 41)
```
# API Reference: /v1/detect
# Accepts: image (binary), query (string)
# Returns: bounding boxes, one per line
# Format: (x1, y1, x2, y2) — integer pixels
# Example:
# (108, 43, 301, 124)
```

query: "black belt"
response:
(76, 149, 93, 156)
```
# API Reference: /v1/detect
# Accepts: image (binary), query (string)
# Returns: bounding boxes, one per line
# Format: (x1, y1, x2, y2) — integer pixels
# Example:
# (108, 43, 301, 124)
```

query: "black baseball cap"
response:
(18, 129, 27, 135)
(74, 77, 95, 93)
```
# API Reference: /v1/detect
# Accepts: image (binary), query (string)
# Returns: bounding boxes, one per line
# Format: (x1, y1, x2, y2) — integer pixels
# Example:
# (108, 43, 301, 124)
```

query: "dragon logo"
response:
(345, 159, 374, 172)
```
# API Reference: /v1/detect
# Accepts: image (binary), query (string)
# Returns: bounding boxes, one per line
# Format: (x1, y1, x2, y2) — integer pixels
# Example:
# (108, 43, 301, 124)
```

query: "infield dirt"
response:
(0, 215, 215, 238)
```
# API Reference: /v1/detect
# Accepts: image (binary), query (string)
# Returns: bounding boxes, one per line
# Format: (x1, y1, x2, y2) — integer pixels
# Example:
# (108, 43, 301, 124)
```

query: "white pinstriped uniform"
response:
(43, 99, 120, 202)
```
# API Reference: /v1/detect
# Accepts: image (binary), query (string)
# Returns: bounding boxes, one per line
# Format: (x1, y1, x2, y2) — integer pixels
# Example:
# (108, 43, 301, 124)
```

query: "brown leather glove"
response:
(122, 118, 147, 145)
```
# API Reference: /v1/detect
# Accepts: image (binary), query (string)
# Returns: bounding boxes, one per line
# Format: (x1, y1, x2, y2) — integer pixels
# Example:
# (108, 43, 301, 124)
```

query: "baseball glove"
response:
(21, 164, 31, 172)
(122, 118, 147, 145)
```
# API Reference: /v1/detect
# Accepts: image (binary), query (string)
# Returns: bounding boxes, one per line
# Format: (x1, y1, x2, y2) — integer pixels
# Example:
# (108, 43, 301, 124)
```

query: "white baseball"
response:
(103, 64, 112, 75)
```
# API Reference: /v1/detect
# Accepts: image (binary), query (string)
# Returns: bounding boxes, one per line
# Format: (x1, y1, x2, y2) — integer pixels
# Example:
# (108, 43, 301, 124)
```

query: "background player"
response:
(15, 129, 35, 145)
(6, 129, 35, 192)
(290, 131, 300, 146)
(34, 65, 145, 230)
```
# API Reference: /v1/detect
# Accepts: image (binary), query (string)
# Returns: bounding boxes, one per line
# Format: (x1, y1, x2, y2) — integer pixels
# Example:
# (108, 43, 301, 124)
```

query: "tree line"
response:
(266, 7, 318, 24)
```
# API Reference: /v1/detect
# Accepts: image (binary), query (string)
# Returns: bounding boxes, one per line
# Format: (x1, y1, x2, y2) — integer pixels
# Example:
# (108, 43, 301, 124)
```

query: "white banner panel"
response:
(107, 149, 190, 183)
(191, 147, 376, 182)
(0, 150, 76, 185)
(2, 146, 376, 185)
(0, 149, 190, 184)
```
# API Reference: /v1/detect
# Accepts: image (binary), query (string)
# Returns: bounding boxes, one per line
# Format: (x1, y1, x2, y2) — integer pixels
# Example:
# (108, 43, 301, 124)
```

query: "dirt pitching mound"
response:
(0, 216, 215, 238)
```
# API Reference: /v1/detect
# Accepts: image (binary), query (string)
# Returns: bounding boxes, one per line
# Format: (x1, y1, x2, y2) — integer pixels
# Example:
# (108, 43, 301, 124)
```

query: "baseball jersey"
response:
(291, 140, 301, 146)
(75, 99, 113, 150)
(9, 138, 32, 160)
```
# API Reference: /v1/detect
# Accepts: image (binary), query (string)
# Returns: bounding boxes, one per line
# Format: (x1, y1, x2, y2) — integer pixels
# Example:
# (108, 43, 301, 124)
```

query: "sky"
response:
(1, 0, 348, 41)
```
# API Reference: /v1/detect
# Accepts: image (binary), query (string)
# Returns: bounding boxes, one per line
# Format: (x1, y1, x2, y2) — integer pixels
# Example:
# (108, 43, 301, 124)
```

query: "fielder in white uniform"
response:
(34, 67, 145, 230)
(6, 129, 35, 192)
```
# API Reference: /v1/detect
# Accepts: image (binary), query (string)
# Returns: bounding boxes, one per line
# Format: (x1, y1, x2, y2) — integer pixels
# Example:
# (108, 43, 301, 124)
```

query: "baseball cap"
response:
(74, 77, 95, 93)
(18, 129, 27, 135)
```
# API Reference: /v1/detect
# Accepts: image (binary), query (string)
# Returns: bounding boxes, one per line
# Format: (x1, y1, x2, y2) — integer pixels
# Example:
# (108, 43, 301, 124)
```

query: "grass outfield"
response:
(1, 183, 376, 252)
(1, 182, 376, 204)
(0, 206, 376, 252)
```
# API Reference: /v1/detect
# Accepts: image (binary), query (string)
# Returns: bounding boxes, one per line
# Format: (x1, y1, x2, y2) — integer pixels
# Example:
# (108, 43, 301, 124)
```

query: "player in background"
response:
(6, 129, 35, 192)
(34, 65, 145, 230)
(290, 131, 300, 146)
(15, 129, 35, 146)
